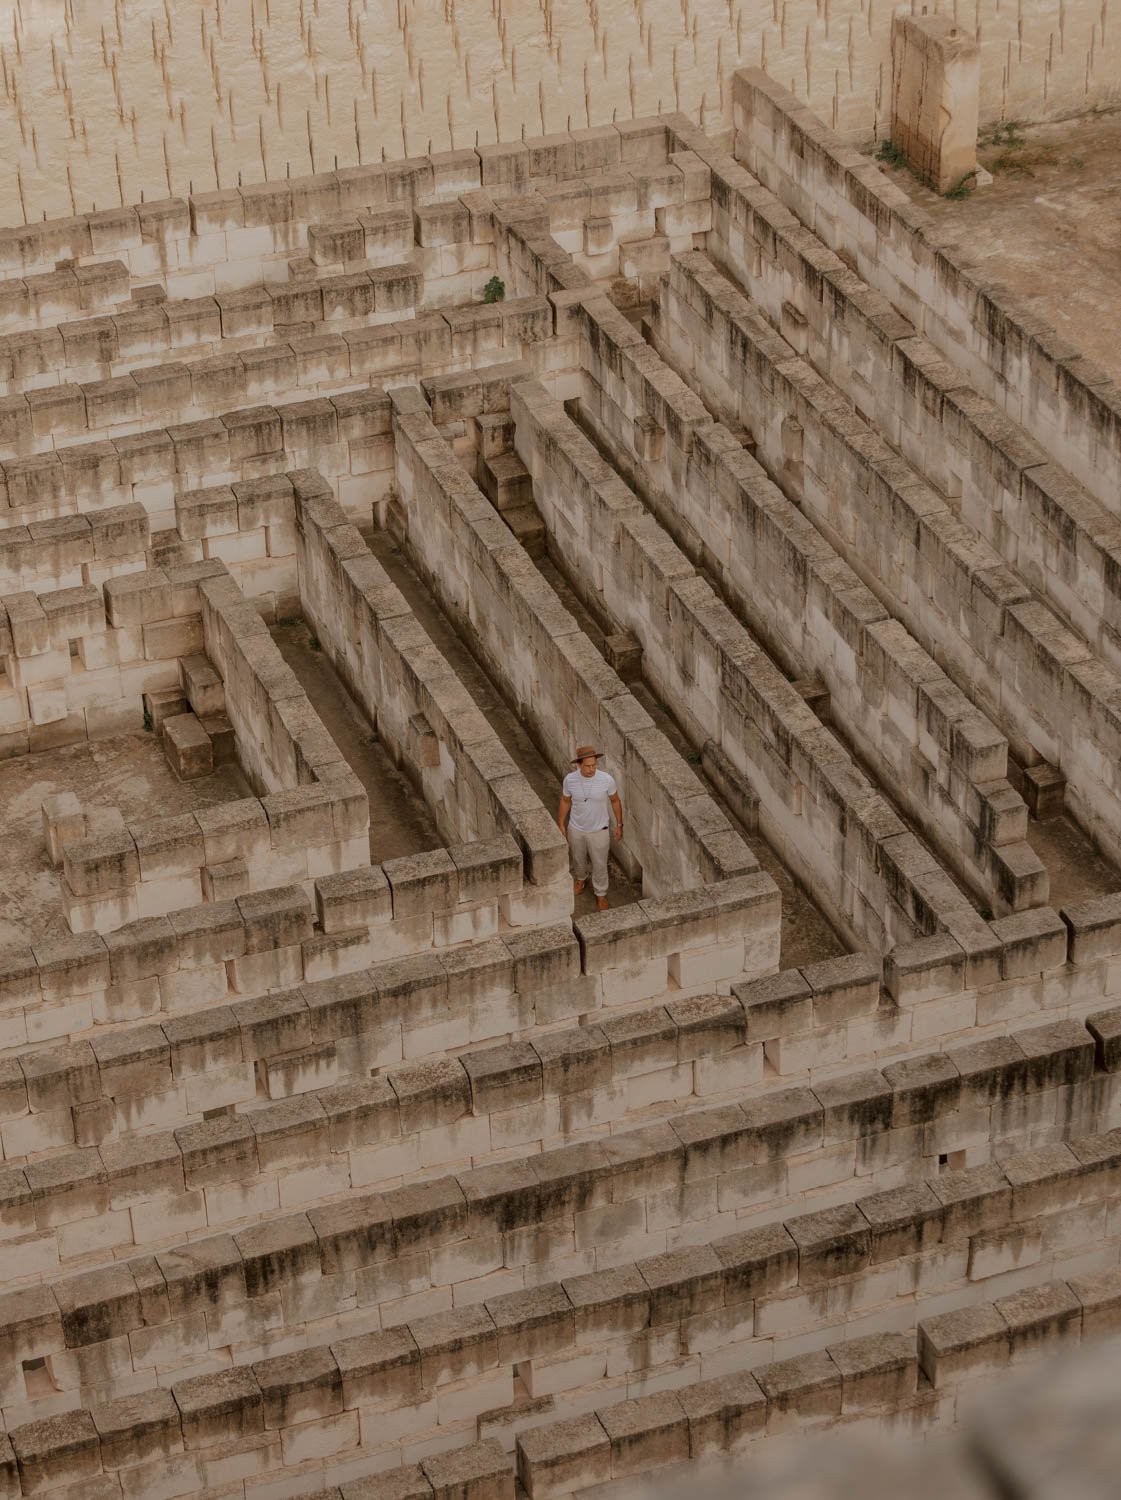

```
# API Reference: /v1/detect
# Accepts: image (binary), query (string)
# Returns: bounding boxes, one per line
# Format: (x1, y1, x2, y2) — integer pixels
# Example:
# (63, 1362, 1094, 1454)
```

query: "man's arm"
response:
(609, 791, 623, 840)
(557, 794, 572, 835)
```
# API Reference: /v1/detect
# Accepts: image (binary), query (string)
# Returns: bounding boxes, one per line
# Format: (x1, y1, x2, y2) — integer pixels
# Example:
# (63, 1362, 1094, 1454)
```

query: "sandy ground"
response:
(0, 733, 249, 946)
(272, 621, 442, 868)
(877, 108, 1121, 387)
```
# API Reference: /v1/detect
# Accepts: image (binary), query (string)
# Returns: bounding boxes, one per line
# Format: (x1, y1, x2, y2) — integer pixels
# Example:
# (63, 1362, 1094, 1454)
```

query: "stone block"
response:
(157, 1232, 247, 1317)
(383, 849, 459, 917)
(237, 884, 314, 951)
(420, 1440, 513, 1499)
(931, 1161, 1013, 1238)
(858, 1181, 944, 1261)
(882, 1051, 961, 1126)
(801, 951, 881, 1024)
(485, 1283, 574, 1364)
(9, 1411, 102, 1495)
(1070, 1266, 1121, 1337)
(919, 1303, 1009, 1389)
(785, 1202, 870, 1287)
(890, 14, 980, 193)
(677, 1371, 765, 1457)
(178, 653, 225, 716)
(234, 1211, 320, 1297)
(812, 1068, 893, 1145)
(173, 1366, 263, 1449)
(90, 1387, 183, 1470)
(734, 969, 812, 1041)
(1082, 1000, 1121, 1073)
(598, 1392, 689, 1478)
(1062, 895, 1121, 965)
(995, 1280, 1082, 1363)
(32, 932, 109, 1001)
(884, 933, 966, 1007)
(992, 907, 1069, 979)
(517, 1414, 611, 1497)
(163, 713, 213, 780)
(828, 1332, 918, 1411)
(409, 1304, 497, 1387)
(1014, 1017, 1095, 1089)
(201, 857, 249, 901)
(255, 1345, 344, 1428)
(63, 828, 140, 897)
(42, 792, 86, 867)
(756, 1350, 841, 1429)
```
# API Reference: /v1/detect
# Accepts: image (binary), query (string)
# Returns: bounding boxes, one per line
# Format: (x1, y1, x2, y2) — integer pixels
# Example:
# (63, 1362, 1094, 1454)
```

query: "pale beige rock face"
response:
(0, 0, 1118, 223)
(891, 14, 981, 194)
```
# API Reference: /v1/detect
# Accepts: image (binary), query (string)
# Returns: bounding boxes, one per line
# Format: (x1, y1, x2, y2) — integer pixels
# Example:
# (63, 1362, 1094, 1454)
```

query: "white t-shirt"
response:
(563, 768, 617, 833)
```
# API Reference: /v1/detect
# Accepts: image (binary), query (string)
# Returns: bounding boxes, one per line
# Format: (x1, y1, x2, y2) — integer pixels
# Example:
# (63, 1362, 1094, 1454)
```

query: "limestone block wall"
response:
(0, 853, 576, 1064)
(294, 467, 571, 929)
(532, 301, 1043, 919)
(682, 139, 1121, 669)
(0, 291, 550, 454)
(515, 1276, 1121, 1494)
(171, 471, 301, 615)
(543, 320, 983, 953)
(52, 562, 368, 934)
(0, 504, 149, 595)
(5, 897, 1121, 1224)
(388, 386, 765, 905)
(13, 911, 1121, 1285)
(673, 111, 1121, 669)
(0, 260, 422, 403)
(0, 882, 303, 1054)
(0, 128, 678, 290)
(0, 129, 675, 328)
(0, 878, 782, 1074)
(653, 152, 1121, 867)
(730, 71, 1121, 520)
(0, 393, 393, 533)
(60, 781, 365, 940)
(0, 565, 204, 758)
(0, 1007, 1117, 1446)
(0, 1195, 1115, 1489)
(0, 354, 550, 542)
(0, 961, 881, 1281)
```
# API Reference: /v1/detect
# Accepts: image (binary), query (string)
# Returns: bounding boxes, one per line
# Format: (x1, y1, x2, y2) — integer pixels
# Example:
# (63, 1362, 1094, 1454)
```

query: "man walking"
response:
(558, 746, 624, 911)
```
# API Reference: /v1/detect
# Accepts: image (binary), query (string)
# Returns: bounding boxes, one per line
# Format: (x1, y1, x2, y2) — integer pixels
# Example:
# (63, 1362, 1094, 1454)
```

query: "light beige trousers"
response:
(568, 826, 611, 896)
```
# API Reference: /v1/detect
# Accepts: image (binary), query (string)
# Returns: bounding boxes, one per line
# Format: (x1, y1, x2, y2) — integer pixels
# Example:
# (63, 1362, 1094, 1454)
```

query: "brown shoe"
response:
(573, 879, 586, 895)
(596, 895, 609, 911)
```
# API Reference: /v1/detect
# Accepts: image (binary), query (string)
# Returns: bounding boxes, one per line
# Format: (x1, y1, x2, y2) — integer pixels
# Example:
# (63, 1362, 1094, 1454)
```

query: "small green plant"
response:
(308, 634, 321, 652)
(874, 139, 906, 167)
(142, 705, 154, 733)
(481, 275, 506, 304)
(277, 615, 300, 629)
(981, 120, 1025, 149)
(943, 174, 976, 200)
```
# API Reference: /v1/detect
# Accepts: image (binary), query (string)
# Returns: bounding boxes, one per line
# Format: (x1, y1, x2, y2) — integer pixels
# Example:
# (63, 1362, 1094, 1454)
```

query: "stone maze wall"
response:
(2, 72, 1121, 1500)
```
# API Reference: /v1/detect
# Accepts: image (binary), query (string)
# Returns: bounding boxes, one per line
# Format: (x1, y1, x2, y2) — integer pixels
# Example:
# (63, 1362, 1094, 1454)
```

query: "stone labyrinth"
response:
(2, 68, 1121, 1500)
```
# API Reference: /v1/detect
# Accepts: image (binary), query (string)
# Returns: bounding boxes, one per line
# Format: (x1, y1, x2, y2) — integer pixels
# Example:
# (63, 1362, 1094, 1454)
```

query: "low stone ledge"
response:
(1063, 893, 1121, 965)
